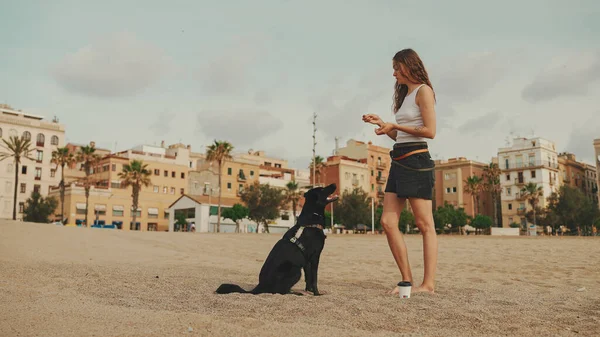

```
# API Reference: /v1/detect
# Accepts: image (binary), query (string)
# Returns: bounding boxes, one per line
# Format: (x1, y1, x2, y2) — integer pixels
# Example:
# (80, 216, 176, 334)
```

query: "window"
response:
(507, 187, 512, 195)
(153, 185, 159, 193)
(50, 169, 56, 177)
(371, 184, 374, 191)
(164, 170, 168, 177)
(112, 206, 124, 217)
(147, 223, 158, 231)
(94, 205, 106, 216)
(227, 167, 232, 175)
(171, 171, 175, 178)
(504, 158, 509, 169)
(131, 207, 141, 217)
(51, 135, 59, 145)
(20, 183, 26, 193)
(519, 202, 525, 210)
(19, 202, 24, 213)
(163, 186, 167, 194)
(170, 187, 175, 194)
(444, 173, 450, 180)
(531, 170, 536, 178)
(6, 163, 12, 173)
(281, 213, 289, 220)
(110, 181, 121, 188)
(130, 222, 140, 231)
(181, 172, 185, 179)
(227, 182, 232, 190)
(180, 188, 184, 194)
(452, 187, 457, 193)
(33, 185, 41, 194)
(22, 166, 27, 174)
(508, 203, 512, 210)
(23, 131, 31, 140)
(506, 174, 510, 181)
(111, 164, 116, 172)
(250, 170, 254, 177)
(446, 187, 450, 193)
(35, 167, 42, 180)
(371, 170, 374, 177)
(148, 208, 159, 219)
(154, 169, 159, 175)
(36, 133, 45, 146)
(189, 161, 193, 168)
(275, 163, 281, 168)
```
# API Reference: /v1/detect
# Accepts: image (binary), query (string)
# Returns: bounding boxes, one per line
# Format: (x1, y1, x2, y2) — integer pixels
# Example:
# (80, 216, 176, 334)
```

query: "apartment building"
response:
(63, 141, 111, 184)
(50, 143, 196, 231)
(0, 106, 65, 219)
(558, 152, 598, 204)
(498, 137, 559, 229)
(433, 157, 494, 219)
(313, 155, 370, 200)
(335, 139, 391, 203)
(595, 138, 600, 208)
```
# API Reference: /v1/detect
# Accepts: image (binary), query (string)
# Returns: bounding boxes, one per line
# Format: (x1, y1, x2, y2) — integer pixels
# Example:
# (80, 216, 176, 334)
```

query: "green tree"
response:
(51, 147, 75, 224)
(471, 214, 492, 235)
(174, 213, 187, 231)
(520, 182, 543, 230)
(464, 175, 484, 215)
(324, 210, 339, 229)
(283, 180, 302, 224)
(335, 188, 371, 229)
(221, 203, 249, 233)
(433, 202, 469, 234)
(76, 145, 100, 227)
(23, 191, 58, 223)
(240, 182, 285, 233)
(118, 160, 152, 231)
(0, 135, 34, 220)
(309, 155, 326, 186)
(205, 140, 234, 233)
(483, 163, 502, 227)
(399, 209, 415, 234)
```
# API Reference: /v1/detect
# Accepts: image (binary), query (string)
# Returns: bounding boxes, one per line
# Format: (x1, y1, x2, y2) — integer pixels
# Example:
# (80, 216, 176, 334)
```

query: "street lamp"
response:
(371, 197, 375, 234)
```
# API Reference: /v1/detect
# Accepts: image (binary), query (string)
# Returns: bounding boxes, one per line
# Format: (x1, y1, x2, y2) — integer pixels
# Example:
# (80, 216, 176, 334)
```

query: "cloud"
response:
(564, 115, 600, 164)
(149, 110, 176, 136)
(457, 110, 503, 135)
(522, 50, 600, 102)
(52, 32, 172, 97)
(196, 34, 270, 95)
(196, 109, 283, 146)
(433, 51, 511, 105)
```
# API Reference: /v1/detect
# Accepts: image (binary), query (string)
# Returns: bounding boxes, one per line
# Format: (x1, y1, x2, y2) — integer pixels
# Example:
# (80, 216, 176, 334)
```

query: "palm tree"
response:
(0, 136, 34, 220)
(309, 155, 325, 186)
(483, 163, 502, 227)
(284, 180, 302, 224)
(51, 147, 75, 224)
(205, 140, 234, 233)
(76, 145, 100, 227)
(521, 182, 544, 232)
(464, 175, 484, 216)
(118, 160, 152, 231)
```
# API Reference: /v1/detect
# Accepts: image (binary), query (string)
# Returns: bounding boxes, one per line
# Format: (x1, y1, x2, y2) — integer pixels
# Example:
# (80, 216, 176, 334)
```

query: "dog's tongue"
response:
(327, 195, 339, 202)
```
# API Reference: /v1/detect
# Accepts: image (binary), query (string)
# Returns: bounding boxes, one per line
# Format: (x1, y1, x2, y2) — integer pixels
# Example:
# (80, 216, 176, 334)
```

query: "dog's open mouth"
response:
(327, 194, 339, 202)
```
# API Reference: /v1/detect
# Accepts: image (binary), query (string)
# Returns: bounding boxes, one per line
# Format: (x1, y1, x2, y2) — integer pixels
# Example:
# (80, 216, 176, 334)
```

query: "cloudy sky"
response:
(2, 0, 599, 169)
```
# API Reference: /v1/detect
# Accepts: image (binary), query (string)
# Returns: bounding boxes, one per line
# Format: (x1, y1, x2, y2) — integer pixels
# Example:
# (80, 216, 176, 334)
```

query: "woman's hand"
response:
(375, 123, 395, 135)
(362, 114, 383, 126)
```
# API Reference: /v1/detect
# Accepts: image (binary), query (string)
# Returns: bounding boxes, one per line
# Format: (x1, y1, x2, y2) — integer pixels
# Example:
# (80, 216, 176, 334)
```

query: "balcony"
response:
(376, 161, 386, 169)
(237, 174, 246, 182)
(514, 193, 526, 201)
(377, 190, 385, 196)
(377, 175, 386, 183)
(517, 208, 527, 216)
(352, 178, 359, 186)
(36, 141, 44, 147)
(503, 160, 559, 171)
(514, 178, 525, 186)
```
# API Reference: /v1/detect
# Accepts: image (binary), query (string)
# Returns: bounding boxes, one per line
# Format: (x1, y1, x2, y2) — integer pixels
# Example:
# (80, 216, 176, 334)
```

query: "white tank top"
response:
(395, 84, 427, 144)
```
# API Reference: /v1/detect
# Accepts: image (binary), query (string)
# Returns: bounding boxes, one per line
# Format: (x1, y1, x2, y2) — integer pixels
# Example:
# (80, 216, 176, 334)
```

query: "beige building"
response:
(314, 155, 370, 198)
(498, 137, 559, 230)
(595, 138, 600, 208)
(583, 163, 598, 206)
(335, 139, 391, 204)
(0, 106, 65, 220)
(558, 152, 597, 204)
(433, 157, 494, 220)
(50, 143, 197, 231)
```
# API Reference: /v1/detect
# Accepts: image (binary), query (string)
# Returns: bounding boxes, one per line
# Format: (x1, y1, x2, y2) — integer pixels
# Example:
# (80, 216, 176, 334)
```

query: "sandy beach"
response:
(1, 220, 599, 337)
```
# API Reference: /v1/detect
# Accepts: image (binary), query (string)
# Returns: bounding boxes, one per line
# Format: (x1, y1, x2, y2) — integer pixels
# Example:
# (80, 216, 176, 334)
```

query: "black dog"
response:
(215, 183, 338, 296)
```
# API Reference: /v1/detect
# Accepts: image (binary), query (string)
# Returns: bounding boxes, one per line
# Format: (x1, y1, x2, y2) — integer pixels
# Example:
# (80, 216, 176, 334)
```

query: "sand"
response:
(1, 220, 599, 337)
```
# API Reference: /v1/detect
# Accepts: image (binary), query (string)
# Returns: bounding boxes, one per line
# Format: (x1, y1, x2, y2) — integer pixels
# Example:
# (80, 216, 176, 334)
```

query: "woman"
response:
(362, 48, 437, 294)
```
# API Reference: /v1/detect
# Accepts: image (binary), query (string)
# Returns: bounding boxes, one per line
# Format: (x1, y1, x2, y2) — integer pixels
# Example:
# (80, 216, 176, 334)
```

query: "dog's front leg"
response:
(310, 254, 321, 295)
(303, 261, 314, 292)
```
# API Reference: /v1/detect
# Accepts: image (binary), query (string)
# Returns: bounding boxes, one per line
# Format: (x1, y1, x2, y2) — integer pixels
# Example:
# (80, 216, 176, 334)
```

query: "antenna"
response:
(312, 112, 317, 187)
(334, 136, 340, 155)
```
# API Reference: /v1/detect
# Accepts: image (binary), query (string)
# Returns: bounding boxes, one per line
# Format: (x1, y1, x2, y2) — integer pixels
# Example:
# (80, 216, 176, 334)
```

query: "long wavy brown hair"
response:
(392, 48, 435, 113)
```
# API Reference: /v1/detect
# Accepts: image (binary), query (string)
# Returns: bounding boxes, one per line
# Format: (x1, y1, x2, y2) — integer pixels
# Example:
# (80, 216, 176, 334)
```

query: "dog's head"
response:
(303, 183, 338, 210)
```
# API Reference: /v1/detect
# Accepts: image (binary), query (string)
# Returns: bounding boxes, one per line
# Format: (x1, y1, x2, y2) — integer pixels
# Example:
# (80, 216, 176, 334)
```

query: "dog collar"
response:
(289, 224, 325, 253)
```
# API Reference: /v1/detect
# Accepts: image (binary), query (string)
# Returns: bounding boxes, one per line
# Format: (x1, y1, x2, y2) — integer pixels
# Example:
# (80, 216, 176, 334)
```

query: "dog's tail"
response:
(215, 283, 249, 294)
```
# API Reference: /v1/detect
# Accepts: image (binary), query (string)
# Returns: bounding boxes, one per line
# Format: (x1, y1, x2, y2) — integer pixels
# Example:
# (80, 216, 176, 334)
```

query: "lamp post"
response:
(371, 197, 375, 234)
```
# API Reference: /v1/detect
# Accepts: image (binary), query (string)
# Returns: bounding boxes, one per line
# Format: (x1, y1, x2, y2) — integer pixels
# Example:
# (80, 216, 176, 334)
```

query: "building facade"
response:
(497, 137, 559, 229)
(595, 138, 600, 208)
(558, 152, 598, 204)
(0, 106, 65, 220)
(583, 163, 598, 206)
(433, 157, 494, 220)
(335, 139, 391, 203)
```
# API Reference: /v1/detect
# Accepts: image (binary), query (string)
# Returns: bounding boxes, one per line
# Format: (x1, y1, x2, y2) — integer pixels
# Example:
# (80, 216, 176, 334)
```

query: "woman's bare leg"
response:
(408, 197, 437, 293)
(381, 192, 411, 293)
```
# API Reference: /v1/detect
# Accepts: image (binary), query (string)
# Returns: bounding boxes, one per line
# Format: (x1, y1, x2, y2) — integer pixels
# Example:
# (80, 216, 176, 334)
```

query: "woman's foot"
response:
(412, 284, 435, 294)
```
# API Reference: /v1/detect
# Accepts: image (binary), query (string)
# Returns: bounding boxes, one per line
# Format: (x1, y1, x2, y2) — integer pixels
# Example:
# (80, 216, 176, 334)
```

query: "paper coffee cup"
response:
(397, 281, 411, 299)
